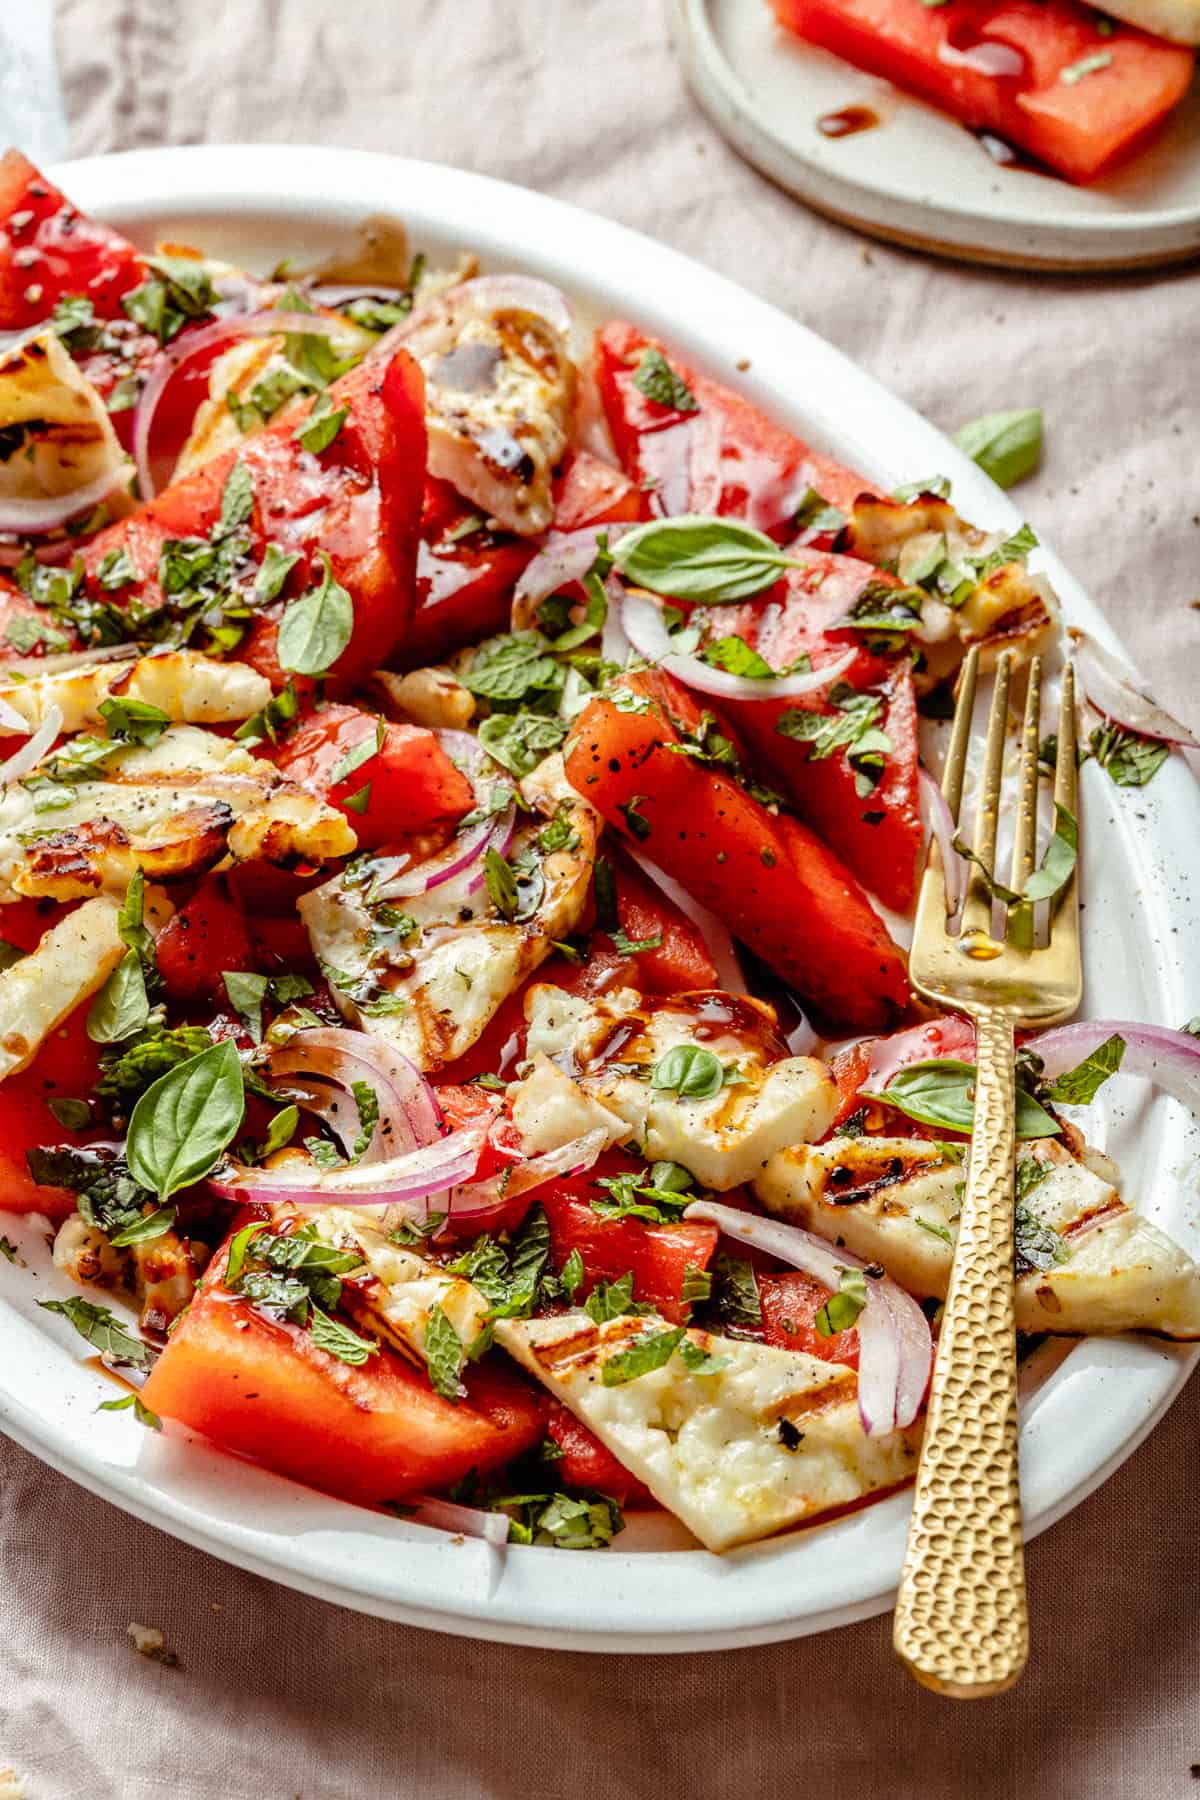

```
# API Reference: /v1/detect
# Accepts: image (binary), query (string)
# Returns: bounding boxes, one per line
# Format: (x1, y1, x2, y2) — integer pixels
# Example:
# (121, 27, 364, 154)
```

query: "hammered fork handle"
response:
(893, 1006, 1028, 1698)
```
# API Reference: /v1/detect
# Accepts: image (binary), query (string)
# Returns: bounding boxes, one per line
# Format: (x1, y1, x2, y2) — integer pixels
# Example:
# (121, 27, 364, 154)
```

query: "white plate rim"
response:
(0, 141, 1194, 1653)
(672, 0, 1200, 270)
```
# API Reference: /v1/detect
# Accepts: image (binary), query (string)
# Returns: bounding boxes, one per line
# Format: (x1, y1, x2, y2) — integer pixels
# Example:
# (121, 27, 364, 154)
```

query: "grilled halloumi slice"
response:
(755, 1131, 1200, 1339)
(519, 984, 836, 1190)
(399, 283, 576, 535)
(0, 895, 124, 1077)
(299, 752, 598, 1071)
(0, 650, 271, 736)
(302, 1207, 490, 1369)
(0, 724, 353, 899)
(839, 494, 1058, 687)
(496, 1309, 921, 1552)
(0, 328, 132, 510)
(509, 1053, 632, 1157)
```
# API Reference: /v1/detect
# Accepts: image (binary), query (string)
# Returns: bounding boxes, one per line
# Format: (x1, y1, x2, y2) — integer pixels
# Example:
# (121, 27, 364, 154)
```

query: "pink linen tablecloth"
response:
(0, 3, 1197, 1794)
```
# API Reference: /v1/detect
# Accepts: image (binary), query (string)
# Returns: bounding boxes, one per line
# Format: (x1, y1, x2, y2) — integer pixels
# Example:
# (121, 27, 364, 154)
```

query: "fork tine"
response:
(959, 651, 1013, 941)
(1009, 656, 1042, 892)
(942, 645, 980, 823)
(1051, 660, 1081, 952)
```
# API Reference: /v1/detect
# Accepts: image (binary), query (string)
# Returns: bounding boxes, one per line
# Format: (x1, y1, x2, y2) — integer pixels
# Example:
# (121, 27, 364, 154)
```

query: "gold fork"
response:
(892, 645, 1082, 1699)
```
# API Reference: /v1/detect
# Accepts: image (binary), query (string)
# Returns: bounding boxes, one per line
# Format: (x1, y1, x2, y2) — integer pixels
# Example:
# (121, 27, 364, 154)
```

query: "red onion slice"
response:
(0, 703, 62, 785)
(0, 644, 138, 683)
(625, 845, 744, 994)
(0, 462, 134, 538)
(515, 526, 631, 612)
(427, 274, 573, 343)
(684, 1198, 932, 1435)
(131, 310, 353, 501)
(265, 1027, 443, 1163)
(918, 768, 966, 917)
(601, 572, 632, 664)
(207, 1122, 489, 1216)
(448, 1127, 610, 1228)
(622, 589, 857, 702)
(1029, 1019, 1200, 1110)
(400, 1496, 510, 1547)
(1071, 629, 1199, 749)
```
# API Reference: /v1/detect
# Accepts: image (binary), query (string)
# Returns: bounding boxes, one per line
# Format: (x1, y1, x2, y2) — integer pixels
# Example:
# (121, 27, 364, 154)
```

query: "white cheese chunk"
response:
(0, 895, 124, 1078)
(519, 984, 836, 1190)
(299, 752, 598, 1071)
(755, 1132, 1200, 1339)
(0, 723, 353, 898)
(0, 328, 131, 508)
(497, 1310, 920, 1552)
(0, 651, 271, 736)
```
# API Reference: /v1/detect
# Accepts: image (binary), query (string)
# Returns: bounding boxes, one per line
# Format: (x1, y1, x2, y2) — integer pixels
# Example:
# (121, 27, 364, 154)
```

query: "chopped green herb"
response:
(424, 1301, 466, 1401)
(276, 552, 353, 676)
(97, 1393, 162, 1430)
(37, 1296, 152, 1367)
(953, 409, 1042, 489)
(1089, 722, 1170, 789)
(632, 347, 698, 413)
(649, 1044, 725, 1100)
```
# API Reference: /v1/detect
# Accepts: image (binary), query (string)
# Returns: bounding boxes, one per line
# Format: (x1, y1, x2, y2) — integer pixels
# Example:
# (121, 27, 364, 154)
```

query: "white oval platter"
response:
(672, 0, 1200, 271)
(0, 144, 1196, 1653)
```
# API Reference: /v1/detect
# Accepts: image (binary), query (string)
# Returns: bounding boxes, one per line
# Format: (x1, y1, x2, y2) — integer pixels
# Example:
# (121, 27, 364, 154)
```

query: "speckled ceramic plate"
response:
(672, 0, 1200, 269)
(0, 144, 1196, 1652)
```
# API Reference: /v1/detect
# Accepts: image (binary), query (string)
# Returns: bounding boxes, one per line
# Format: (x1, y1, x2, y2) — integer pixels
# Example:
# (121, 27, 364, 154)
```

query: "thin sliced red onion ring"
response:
(622, 588, 857, 703)
(684, 1199, 932, 1436)
(264, 1027, 442, 1163)
(601, 572, 631, 664)
(624, 845, 744, 995)
(131, 310, 352, 501)
(447, 1127, 610, 1229)
(207, 1122, 489, 1217)
(1071, 629, 1199, 749)
(311, 282, 411, 309)
(515, 527, 630, 612)
(0, 461, 134, 538)
(401, 1496, 510, 1547)
(0, 703, 62, 785)
(0, 643, 137, 682)
(918, 768, 966, 916)
(1029, 1020, 1200, 1110)
(428, 274, 573, 343)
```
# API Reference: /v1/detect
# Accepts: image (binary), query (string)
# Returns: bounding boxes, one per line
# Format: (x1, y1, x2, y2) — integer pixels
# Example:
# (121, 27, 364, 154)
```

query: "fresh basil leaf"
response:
(1014, 1200, 1069, 1273)
(294, 390, 349, 453)
(680, 1263, 712, 1306)
(86, 951, 149, 1044)
(308, 1303, 377, 1367)
(234, 677, 301, 748)
(225, 1219, 269, 1286)
(37, 1296, 152, 1368)
(220, 459, 255, 533)
(700, 634, 775, 678)
(649, 1043, 725, 1100)
(463, 632, 563, 705)
(1022, 803, 1078, 902)
(117, 869, 155, 969)
(484, 847, 519, 920)
(794, 487, 845, 534)
(47, 1096, 90, 1130)
(610, 516, 798, 603)
(708, 1251, 762, 1331)
(477, 710, 567, 778)
(616, 795, 651, 841)
(109, 1204, 177, 1248)
(1042, 1033, 1124, 1106)
(98, 695, 170, 746)
(97, 1393, 162, 1430)
(632, 347, 697, 413)
(424, 1302, 466, 1400)
(96, 546, 142, 592)
(277, 552, 353, 676)
(600, 1325, 685, 1386)
(864, 1058, 1060, 1138)
(222, 970, 269, 1044)
(953, 409, 1042, 489)
(252, 541, 302, 606)
(814, 1266, 867, 1335)
(126, 1039, 246, 1203)
(675, 1337, 730, 1375)
(560, 1247, 585, 1302)
(584, 1271, 640, 1323)
(915, 1216, 954, 1245)
(1089, 722, 1169, 789)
